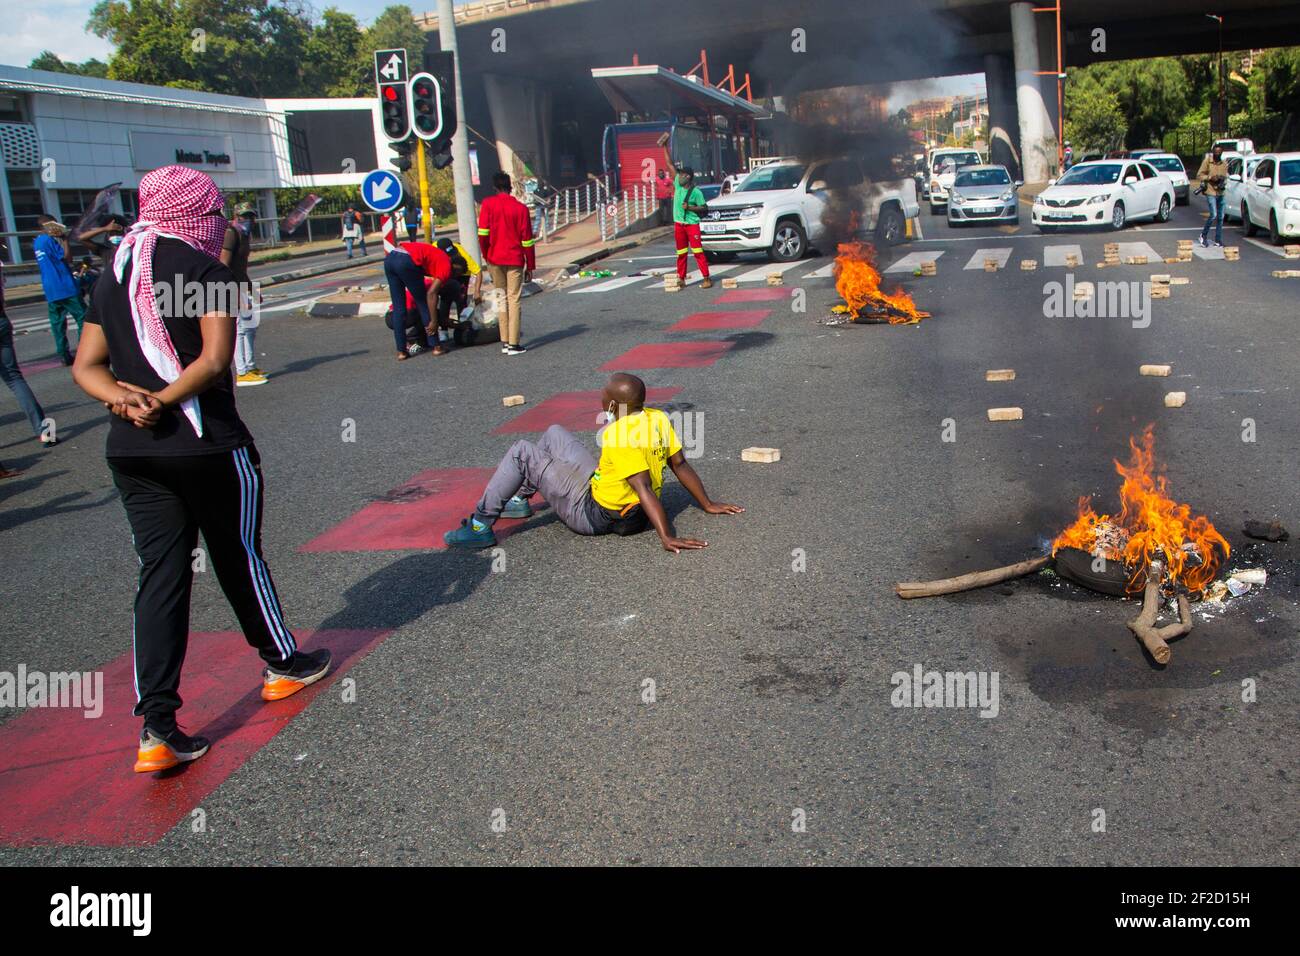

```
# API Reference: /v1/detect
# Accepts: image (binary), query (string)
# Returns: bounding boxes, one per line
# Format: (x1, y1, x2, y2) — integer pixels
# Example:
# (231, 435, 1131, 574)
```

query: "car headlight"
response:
(1000, 190, 1013, 202)
(1285, 198, 1300, 211)
(1086, 194, 1111, 205)
(739, 206, 762, 219)
(951, 193, 964, 205)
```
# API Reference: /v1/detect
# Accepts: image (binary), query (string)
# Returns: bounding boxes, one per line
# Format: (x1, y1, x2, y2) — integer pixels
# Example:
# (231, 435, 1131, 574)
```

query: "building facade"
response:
(0, 65, 385, 264)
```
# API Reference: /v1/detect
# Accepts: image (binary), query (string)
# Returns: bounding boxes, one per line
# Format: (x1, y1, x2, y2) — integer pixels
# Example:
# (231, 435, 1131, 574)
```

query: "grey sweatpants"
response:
(475, 424, 601, 535)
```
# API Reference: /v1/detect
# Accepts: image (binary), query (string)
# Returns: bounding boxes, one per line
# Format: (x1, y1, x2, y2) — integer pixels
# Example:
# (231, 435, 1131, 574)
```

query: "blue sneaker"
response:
(501, 495, 533, 519)
(444, 518, 497, 550)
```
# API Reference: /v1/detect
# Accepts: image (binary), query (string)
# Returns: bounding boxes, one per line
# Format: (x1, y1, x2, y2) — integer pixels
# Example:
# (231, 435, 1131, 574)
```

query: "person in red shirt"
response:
(477, 172, 535, 355)
(383, 239, 451, 359)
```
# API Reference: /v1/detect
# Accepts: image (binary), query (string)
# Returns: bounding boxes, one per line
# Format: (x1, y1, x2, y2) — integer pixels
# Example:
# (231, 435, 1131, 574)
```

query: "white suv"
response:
(927, 148, 983, 212)
(698, 158, 919, 262)
(1239, 152, 1300, 244)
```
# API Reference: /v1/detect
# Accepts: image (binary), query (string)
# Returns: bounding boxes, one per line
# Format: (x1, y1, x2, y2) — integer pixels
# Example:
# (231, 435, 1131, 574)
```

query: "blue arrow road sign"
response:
(361, 169, 404, 214)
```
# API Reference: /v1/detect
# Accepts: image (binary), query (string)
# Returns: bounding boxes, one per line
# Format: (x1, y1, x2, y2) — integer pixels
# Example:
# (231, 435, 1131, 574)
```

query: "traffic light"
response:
(388, 138, 415, 173)
(412, 51, 458, 154)
(374, 49, 411, 143)
(408, 72, 444, 143)
(380, 82, 411, 142)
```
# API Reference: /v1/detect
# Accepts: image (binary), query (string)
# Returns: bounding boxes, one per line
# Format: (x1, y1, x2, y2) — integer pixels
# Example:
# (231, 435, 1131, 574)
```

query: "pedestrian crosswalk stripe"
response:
(1241, 237, 1286, 257)
(1191, 244, 1225, 260)
(963, 247, 1012, 270)
(733, 260, 805, 282)
(570, 275, 651, 294)
(1043, 244, 1083, 267)
(802, 262, 836, 278)
(683, 264, 736, 286)
(885, 251, 945, 273)
(1115, 241, 1163, 263)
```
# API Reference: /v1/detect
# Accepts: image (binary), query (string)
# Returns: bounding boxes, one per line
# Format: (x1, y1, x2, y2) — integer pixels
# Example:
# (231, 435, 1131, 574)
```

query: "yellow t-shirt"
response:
(590, 408, 682, 511)
(451, 241, 481, 276)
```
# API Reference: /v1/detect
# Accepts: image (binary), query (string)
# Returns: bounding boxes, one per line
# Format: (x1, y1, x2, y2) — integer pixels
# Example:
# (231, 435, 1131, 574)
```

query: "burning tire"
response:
(770, 220, 807, 262)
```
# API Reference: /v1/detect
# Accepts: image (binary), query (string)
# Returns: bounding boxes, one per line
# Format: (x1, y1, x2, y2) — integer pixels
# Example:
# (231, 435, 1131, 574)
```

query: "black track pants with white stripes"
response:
(109, 444, 297, 733)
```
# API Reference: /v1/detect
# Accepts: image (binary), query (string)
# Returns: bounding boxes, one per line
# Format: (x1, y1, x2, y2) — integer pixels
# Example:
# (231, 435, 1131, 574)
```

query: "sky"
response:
(5, 1, 444, 68)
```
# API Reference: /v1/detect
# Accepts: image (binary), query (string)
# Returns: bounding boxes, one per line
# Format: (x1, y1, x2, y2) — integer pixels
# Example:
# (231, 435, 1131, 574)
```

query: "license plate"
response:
(1046, 212, 1073, 220)
(700, 222, 726, 234)
(968, 204, 995, 212)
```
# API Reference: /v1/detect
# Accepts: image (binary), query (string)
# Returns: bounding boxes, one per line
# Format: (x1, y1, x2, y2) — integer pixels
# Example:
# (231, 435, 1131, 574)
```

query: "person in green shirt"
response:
(658, 133, 712, 288)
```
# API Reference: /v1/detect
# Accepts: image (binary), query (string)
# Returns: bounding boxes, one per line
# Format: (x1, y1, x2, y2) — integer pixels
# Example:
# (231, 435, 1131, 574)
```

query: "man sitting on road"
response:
(444, 373, 743, 552)
(656, 132, 712, 289)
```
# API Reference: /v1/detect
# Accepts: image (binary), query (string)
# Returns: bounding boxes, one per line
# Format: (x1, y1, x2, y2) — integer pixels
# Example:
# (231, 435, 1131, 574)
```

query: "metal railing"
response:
(596, 183, 659, 242)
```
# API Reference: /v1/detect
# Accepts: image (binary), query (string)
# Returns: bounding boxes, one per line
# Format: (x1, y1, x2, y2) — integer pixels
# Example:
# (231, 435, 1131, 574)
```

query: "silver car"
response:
(946, 164, 1022, 226)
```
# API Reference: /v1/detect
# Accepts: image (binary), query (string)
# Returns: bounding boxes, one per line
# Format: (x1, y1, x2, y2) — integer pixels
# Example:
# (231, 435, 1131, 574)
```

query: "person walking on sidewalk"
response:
(71, 165, 330, 774)
(656, 133, 712, 288)
(221, 202, 265, 386)
(1196, 144, 1229, 248)
(478, 172, 535, 355)
(341, 204, 368, 258)
(1, 262, 53, 446)
(34, 216, 86, 365)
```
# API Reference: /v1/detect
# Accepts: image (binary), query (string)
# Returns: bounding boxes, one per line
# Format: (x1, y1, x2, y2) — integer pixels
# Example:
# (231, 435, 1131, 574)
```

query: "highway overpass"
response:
(417, 0, 1300, 187)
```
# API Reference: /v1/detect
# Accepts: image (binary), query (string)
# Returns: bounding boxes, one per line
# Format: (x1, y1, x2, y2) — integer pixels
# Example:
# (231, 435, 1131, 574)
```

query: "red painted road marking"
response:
(23, 358, 66, 377)
(600, 341, 734, 371)
(300, 467, 546, 552)
(494, 387, 682, 435)
(667, 309, 770, 332)
(0, 628, 387, 847)
(712, 287, 792, 303)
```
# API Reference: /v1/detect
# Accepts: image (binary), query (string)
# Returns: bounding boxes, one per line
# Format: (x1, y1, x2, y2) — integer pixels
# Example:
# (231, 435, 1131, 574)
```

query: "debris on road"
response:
(1243, 519, 1288, 542)
(985, 369, 1016, 382)
(741, 447, 781, 463)
(1164, 391, 1187, 407)
(502, 395, 525, 407)
(987, 407, 1023, 421)
(1140, 364, 1172, 376)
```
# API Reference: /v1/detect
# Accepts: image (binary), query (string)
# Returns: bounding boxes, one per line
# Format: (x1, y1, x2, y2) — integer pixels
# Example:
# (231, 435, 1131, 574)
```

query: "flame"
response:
(1052, 425, 1230, 593)
(833, 242, 928, 325)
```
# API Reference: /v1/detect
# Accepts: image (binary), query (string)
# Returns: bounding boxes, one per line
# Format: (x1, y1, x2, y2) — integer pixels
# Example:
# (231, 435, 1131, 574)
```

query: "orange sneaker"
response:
(261, 648, 332, 701)
(133, 727, 210, 773)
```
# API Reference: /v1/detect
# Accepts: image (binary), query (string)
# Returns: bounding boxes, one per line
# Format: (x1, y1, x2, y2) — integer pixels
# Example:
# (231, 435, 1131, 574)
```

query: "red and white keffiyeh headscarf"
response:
(112, 165, 229, 437)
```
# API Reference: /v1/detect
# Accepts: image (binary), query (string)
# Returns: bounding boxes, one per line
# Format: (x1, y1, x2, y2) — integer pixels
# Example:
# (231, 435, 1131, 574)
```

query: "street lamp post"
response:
(1207, 14, 1225, 136)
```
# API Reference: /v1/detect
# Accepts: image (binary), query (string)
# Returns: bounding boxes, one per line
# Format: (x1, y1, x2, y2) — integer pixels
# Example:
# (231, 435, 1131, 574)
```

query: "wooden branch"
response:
(1125, 559, 1192, 664)
(895, 555, 1052, 599)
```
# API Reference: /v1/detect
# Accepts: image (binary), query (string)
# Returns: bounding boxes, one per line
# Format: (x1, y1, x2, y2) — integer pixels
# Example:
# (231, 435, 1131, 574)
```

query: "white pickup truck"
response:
(697, 157, 919, 262)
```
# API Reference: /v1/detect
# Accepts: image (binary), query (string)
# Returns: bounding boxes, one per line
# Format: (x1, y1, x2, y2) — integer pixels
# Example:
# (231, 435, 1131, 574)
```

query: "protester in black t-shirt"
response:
(71, 165, 331, 774)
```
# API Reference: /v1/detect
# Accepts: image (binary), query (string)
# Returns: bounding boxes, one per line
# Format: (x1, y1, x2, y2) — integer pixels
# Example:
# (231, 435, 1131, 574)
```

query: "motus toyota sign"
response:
(130, 131, 236, 172)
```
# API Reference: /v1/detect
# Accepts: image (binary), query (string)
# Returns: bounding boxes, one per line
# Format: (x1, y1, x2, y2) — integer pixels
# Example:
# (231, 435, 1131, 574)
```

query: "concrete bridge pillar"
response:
(984, 52, 1021, 181)
(1009, 1, 1059, 184)
(483, 73, 555, 184)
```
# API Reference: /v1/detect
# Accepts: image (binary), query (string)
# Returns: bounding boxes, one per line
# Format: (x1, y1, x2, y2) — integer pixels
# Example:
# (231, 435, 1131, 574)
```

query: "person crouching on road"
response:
(221, 202, 264, 386)
(71, 164, 331, 774)
(444, 372, 743, 552)
(383, 237, 452, 359)
(478, 172, 535, 355)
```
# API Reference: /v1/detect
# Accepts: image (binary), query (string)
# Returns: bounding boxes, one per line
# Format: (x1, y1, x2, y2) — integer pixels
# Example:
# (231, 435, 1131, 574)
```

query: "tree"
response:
(303, 7, 364, 98)
(1068, 58, 1190, 147)
(29, 51, 110, 77)
(1064, 78, 1127, 153)
(345, 5, 431, 97)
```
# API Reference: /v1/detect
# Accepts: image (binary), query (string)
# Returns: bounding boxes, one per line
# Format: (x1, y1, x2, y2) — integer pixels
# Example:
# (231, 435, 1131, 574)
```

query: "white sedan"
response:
(1032, 160, 1174, 231)
(1223, 152, 1262, 222)
(1238, 152, 1300, 244)
(1142, 153, 1190, 204)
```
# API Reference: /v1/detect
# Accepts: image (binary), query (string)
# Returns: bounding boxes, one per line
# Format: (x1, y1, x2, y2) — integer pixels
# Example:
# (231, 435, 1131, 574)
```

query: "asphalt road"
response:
(1, 200, 1296, 865)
